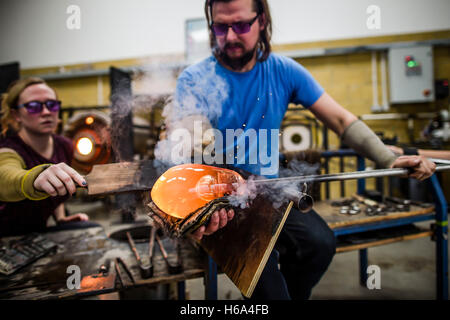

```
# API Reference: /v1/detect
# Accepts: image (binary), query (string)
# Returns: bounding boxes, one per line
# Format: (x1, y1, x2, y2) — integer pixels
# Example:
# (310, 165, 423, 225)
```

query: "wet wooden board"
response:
(84, 160, 159, 195)
(199, 195, 293, 298)
(313, 199, 434, 229)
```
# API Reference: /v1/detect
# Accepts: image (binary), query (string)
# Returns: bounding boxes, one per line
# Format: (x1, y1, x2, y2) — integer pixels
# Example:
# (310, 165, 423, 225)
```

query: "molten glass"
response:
(151, 164, 245, 219)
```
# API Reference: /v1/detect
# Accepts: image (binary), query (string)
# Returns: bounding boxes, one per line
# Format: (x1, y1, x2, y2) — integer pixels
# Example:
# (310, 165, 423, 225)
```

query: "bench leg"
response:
(359, 249, 368, 287)
(430, 174, 448, 300)
(204, 256, 218, 300)
(177, 281, 186, 300)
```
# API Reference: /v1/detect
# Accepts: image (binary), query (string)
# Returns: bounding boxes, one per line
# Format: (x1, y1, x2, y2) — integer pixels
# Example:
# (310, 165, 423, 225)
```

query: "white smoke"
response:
(154, 59, 229, 168)
(228, 159, 321, 210)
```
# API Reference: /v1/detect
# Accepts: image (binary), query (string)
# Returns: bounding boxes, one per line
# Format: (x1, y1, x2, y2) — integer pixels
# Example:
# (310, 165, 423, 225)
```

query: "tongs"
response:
(126, 231, 153, 279)
(155, 233, 183, 274)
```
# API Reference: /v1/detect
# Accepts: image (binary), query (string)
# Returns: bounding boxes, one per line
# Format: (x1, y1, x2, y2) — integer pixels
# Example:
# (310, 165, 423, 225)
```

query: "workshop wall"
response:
(3, 0, 449, 69)
(290, 32, 450, 200)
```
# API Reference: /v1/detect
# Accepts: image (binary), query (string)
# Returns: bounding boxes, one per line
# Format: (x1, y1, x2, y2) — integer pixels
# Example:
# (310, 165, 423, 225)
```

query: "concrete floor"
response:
(66, 198, 447, 300)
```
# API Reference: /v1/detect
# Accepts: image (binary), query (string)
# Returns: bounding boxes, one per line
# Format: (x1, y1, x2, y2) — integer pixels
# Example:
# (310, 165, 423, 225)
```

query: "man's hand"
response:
(390, 155, 436, 181)
(190, 208, 235, 241)
(34, 163, 86, 196)
(57, 213, 89, 225)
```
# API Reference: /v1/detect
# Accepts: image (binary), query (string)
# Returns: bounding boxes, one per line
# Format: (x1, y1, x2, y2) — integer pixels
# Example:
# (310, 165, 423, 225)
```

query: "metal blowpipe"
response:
(255, 161, 450, 213)
(253, 163, 450, 186)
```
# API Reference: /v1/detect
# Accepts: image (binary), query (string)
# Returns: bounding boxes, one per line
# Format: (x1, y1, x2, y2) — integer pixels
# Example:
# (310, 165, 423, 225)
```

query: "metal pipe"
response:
(253, 164, 450, 185)
(282, 188, 314, 213)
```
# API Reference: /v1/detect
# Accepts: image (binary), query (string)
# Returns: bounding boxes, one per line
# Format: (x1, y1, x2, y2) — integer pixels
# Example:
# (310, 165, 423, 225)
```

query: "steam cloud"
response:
(153, 59, 229, 174)
(228, 159, 320, 210)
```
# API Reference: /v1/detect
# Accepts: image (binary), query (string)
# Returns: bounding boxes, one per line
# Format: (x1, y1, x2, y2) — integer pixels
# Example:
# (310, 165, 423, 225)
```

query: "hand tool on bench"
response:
(155, 234, 182, 274)
(384, 196, 411, 211)
(147, 226, 156, 278)
(80, 160, 450, 299)
(353, 194, 388, 216)
(126, 231, 153, 279)
(114, 257, 135, 289)
(98, 259, 111, 275)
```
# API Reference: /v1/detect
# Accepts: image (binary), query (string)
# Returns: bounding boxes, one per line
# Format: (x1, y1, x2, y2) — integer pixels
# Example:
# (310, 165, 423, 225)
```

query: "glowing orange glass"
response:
(151, 164, 245, 219)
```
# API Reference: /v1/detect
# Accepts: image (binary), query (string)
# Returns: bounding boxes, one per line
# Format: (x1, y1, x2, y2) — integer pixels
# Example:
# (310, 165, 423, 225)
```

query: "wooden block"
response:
(199, 195, 293, 298)
(85, 160, 159, 195)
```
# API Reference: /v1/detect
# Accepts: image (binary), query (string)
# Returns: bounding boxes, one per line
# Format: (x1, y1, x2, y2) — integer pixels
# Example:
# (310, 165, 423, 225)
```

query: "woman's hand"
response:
(34, 163, 86, 196)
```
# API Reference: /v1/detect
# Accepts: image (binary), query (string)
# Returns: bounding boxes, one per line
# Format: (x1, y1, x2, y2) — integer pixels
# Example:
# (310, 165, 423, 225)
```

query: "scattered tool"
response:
(148, 226, 156, 278)
(0, 233, 57, 276)
(332, 199, 354, 207)
(98, 259, 111, 275)
(126, 231, 153, 279)
(339, 204, 361, 215)
(385, 196, 411, 211)
(114, 257, 135, 289)
(155, 234, 183, 274)
(352, 194, 388, 216)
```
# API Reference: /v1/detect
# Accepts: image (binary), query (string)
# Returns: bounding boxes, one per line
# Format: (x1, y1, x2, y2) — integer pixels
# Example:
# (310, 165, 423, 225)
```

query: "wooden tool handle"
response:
(149, 227, 156, 258)
(353, 194, 378, 207)
(126, 231, 141, 262)
(155, 235, 168, 259)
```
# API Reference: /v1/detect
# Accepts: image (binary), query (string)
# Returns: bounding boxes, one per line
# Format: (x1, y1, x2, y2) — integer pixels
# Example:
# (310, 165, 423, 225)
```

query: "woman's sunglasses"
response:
(211, 14, 259, 36)
(16, 100, 61, 114)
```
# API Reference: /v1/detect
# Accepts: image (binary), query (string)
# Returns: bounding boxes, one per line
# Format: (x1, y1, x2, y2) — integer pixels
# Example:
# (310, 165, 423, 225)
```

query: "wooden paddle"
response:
(83, 160, 160, 195)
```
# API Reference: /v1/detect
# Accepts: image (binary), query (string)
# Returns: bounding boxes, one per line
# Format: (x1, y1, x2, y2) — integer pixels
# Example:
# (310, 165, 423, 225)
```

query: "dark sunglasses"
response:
(211, 14, 259, 36)
(16, 100, 61, 114)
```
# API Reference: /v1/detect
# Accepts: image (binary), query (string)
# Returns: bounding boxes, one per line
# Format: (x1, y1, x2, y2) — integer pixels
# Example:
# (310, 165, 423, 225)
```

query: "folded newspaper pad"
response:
(146, 196, 232, 238)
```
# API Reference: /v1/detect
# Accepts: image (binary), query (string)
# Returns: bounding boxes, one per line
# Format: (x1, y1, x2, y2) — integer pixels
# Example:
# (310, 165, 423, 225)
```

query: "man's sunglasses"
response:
(211, 14, 259, 36)
(16, 100, 61, 114)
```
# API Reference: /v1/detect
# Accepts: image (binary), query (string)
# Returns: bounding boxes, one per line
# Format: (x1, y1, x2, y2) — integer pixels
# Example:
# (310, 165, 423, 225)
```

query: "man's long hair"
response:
(204, 0, 272, 62)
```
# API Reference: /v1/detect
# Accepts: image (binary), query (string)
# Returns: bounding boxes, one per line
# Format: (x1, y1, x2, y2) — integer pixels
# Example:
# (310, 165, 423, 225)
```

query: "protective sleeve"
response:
(0, 150, 51, 202)
(341, 120, 398, 168)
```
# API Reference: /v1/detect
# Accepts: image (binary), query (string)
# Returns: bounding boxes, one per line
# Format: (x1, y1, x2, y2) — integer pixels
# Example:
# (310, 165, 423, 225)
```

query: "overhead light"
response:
(85, 116, 94, 125)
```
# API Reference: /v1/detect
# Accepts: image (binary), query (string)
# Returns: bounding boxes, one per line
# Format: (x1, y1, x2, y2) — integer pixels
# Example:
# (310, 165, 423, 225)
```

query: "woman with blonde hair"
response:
(0, 77, 95, 236)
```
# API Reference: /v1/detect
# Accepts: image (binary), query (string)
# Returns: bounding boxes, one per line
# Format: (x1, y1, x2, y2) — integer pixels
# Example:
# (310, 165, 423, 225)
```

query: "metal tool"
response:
(114, 257, 135, 288)
(155, 234, 182, 274)
(252, 163, 450, 185)
(148, 226, 156, 278)
(353, 194, 389, 216)
(385, 196, 411, 212)
(339, 204, 361, 215)
(427, 157, 450, 165)
(98, 259, 111, 275)
(126, 231, 153, 279)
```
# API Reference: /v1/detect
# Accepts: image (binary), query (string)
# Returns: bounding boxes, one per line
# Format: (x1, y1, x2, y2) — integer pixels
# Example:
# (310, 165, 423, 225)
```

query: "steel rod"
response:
(253, 164, 450, 185)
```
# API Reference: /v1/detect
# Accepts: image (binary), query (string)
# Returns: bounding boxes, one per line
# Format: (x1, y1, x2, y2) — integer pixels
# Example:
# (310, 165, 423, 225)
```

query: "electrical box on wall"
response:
(388, 46, 434, 104)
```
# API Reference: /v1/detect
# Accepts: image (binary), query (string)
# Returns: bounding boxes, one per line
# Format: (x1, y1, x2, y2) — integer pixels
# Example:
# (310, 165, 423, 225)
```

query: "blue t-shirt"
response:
(174, 53, 324, 177)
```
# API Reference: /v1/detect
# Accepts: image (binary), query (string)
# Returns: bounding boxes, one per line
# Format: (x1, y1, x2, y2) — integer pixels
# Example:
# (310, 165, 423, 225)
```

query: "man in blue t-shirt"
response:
(169, 0, 436, 299)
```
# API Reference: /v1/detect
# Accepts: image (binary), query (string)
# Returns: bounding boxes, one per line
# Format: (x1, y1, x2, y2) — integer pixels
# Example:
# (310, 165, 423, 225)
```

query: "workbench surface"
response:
(0, 225, 207, 300)
(314, 199, 434, 229)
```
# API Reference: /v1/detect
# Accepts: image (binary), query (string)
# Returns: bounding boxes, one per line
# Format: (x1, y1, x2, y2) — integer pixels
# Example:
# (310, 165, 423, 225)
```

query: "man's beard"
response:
(216, 42, 258, 71)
